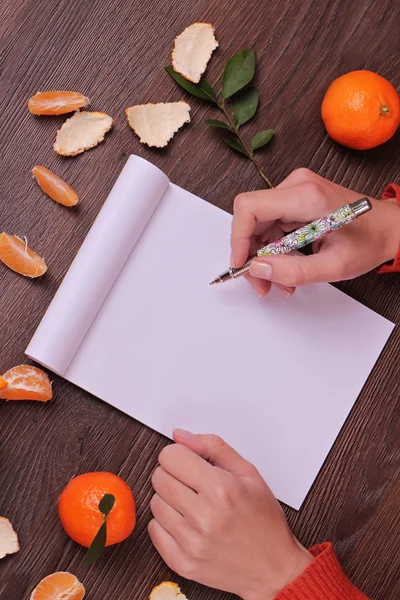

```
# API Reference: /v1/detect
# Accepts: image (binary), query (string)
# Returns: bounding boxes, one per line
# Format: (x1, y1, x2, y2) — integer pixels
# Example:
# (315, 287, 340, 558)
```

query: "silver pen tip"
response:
(209, 271, 232, 285)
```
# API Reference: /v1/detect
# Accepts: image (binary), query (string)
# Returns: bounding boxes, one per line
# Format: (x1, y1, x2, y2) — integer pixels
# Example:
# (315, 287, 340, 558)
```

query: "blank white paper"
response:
(27, 156, 394, 509)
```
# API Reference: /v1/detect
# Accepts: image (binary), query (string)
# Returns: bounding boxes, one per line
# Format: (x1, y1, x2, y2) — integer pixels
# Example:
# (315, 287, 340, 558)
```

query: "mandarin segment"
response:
(321, 70, 400, 150)
(0, 365, 52, 402)
(125, 101, 191, 148)
(54, 111, 114, 156)
(30, 572, 85, 600)
(150, 582, 188, 600)
(32, 166, 79, 207)
(0, 517, 20, 559)
(0, 233, 47, 278)
(172, 22, 218, 83)
(0, 377, 7, 392)
(58, 472, 136, 548)
(28, 91, 89, 115)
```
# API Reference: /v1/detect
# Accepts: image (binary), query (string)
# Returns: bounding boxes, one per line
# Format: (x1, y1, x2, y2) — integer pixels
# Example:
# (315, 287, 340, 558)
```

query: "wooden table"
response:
(1, 0, 399, 598)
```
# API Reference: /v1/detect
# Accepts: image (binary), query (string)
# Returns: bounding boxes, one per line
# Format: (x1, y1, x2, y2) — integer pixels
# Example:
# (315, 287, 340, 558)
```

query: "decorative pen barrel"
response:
(211, 198, 371, 284)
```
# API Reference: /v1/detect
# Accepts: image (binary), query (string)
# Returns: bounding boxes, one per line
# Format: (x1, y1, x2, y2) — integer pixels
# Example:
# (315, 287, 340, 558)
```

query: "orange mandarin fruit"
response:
(0, 233, 47, 278)
(0, 365, 52, 401)
(30, 572, 85, 600)
(28, 91, 89, 115)
(321, 70, 399, 150)
(32, 166, 79, 207)
(58, 472, 136, 548)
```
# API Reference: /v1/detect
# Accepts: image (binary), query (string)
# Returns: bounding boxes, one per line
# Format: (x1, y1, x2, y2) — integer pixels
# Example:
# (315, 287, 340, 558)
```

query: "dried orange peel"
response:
(30, 572, 85, 600)
(32, 166, 79, 207)
(125, 101, 191, 148)
(172, 23, 218, 83)
(150, 582, 188, 600)
(0, 517, 20, 559)
(0, 233, 47, 278)
(28, 91, 89, 115)
(0, 365, 52, 402)
(54, 111, 114, 156)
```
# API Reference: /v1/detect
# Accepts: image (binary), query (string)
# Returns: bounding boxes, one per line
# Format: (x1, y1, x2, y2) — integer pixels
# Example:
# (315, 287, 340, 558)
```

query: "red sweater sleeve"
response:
(275, 543, 369, 600)
(376, 183, 400, 274)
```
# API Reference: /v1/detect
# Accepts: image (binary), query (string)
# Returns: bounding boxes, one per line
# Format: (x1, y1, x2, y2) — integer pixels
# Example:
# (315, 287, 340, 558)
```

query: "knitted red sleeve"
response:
(376, 183, 400, 273)
(275, 543, 369, 599)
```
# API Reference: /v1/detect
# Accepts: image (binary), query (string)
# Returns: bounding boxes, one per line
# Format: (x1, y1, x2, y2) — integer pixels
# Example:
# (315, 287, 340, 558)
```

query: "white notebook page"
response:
(27, 156, 394, 509)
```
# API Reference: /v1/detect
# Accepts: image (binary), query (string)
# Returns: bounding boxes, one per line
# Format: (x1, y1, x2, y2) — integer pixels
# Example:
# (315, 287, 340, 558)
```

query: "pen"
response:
(210, 197, 372, 284)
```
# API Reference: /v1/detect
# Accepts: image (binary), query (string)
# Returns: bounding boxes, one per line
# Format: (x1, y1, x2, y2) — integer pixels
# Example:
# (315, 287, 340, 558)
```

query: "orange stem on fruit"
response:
(380, 105, 389, 115)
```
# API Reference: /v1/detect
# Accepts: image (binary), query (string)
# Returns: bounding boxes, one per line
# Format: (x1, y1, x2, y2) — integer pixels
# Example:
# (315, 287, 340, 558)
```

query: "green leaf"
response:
(230, 88, 259, 127)
(99, 494, 115, 517)
(82, 522, 107, 566)
(205, 119, 232, 130)
(222, 49, 256, 99)
(165, 66, 218, 103)
(224, 137, 248, 156)
(251, 129, 274, 151)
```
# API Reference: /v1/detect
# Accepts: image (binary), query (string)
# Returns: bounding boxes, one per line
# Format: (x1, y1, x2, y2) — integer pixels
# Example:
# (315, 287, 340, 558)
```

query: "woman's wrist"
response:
(376, 199, 400, 264)
(242, 543, 313, 600)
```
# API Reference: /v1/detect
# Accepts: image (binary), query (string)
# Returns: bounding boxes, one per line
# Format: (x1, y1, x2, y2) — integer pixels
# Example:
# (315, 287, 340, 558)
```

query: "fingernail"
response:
(276, 284, 295, 297)
(173, 428, 194, 439)
(230, 252, 236, 268)
(255, 287, 267, 298)
(249, 260, 273, 280)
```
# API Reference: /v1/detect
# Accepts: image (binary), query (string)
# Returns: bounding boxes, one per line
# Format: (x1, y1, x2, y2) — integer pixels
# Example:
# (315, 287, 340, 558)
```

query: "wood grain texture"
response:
(1, 0, 399, 598)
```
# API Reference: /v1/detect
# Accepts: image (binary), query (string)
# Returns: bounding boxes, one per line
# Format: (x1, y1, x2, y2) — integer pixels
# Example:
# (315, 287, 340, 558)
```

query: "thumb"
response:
(173, 429, 258, 479)
(249, 252, 343, 287)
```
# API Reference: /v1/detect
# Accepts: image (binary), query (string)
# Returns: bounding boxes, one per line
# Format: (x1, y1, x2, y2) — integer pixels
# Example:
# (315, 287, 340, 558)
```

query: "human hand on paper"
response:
(231, 168, 400, 297)
(149, 430, 312, 600)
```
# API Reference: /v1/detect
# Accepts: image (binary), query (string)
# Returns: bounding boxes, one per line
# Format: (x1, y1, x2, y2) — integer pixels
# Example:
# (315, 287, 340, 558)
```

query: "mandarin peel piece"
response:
(0, 365, 52, 402)
(172, 23, 218, 83)
(28, 91, 90, 115)
(150, 582, 188, 600)
(0, 233, 47, 278)
(32, 166, 79, 207)
(0, 517, 20, 559)
(125, 101, 191, 148)
(54, 111, 114, 156)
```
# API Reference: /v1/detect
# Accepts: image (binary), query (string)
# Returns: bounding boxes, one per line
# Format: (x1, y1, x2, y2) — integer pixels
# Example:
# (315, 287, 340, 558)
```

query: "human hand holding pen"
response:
(230, 168, 400, 297)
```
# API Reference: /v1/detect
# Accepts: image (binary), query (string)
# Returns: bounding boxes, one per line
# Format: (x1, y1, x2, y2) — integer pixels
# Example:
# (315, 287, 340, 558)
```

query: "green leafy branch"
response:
(82, 493, 115, 565)
(166, 49, 274, 188)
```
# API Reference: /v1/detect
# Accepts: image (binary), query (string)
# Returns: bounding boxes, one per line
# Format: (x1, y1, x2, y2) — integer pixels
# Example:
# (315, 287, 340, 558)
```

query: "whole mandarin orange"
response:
(58, 472, 136, 548)
(321, 70, 399, 150)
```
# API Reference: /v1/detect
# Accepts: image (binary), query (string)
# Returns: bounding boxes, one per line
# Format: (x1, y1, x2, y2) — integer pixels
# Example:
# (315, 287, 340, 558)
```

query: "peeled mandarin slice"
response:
(0, 377, 7, 391)
(172, 23, 218, 83)
(54, 111, 114, 156)
(0, 517, 20, 559)
(30, 572, 85, 600)
(32, 166, 79, 207)
(125, 101, 190, 148)
(0, 365, 52, 402)
(0, 233, 47, 278)
(150, 582, 188, 600)
(28, 91, 89, 115)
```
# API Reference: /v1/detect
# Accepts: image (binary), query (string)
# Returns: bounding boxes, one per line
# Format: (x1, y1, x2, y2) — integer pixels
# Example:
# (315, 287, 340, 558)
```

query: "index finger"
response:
(159, 443, 215, 493)
(230, 185, 328, 267)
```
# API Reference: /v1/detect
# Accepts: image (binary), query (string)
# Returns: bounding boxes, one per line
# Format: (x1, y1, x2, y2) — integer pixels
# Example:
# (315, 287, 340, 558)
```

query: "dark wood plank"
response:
(1, 0, 399, 598)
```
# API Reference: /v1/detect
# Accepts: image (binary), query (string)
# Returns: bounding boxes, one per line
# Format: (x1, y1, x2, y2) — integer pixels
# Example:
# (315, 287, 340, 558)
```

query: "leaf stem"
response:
(219, 101, 274, 188)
